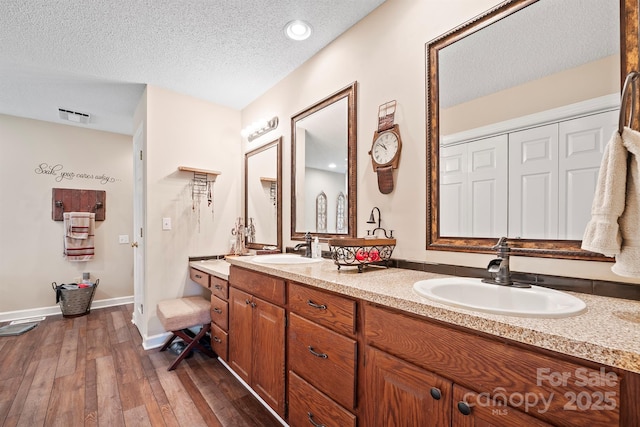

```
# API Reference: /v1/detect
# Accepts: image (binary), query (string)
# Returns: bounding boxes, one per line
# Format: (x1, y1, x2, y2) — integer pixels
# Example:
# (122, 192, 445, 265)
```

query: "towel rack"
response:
(52, 188, 106, 221)
(618, 71, 640, 134)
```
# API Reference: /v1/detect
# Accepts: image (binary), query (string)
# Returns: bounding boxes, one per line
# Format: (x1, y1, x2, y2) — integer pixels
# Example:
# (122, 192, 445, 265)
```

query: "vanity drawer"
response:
(210, 322, 228, 361)
(189, 267, 210, 289)
(288, 282, 356, 336)
(288, 313, 357, 409)
(229, 266, 285, 305)
(210, 275, 228, 300)
(210, 295, 228, 330)
(288, 371, 356, 427)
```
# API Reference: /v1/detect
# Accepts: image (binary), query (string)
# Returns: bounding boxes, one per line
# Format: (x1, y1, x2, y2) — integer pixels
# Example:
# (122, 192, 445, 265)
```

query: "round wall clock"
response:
(369, 100, 402, 194)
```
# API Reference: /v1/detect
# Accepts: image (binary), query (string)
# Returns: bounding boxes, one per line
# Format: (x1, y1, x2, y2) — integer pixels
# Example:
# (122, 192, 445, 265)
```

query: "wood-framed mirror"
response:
(245, 137, 282, 250)
(291, 82, 357, 241)
(426, 0, 639, 260)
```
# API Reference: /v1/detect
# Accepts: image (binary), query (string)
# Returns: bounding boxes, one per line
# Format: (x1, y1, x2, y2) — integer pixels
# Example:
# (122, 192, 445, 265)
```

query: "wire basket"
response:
(51, 279, 99, 318)
(328, 238, 396, 272)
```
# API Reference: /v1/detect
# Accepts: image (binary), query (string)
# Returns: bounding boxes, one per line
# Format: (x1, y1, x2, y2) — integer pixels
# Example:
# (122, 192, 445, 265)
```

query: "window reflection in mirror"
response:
(245, 138, 282, 250)
(291, 82, 357, 241)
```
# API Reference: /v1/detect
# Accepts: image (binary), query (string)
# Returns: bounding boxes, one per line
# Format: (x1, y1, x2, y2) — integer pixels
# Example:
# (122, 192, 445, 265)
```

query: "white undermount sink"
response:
(250, 254, 323, 265)
(413, 277, 586, 318)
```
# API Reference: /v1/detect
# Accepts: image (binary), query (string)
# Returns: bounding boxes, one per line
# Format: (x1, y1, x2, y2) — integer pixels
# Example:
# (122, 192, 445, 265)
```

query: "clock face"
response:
(372, 131, 399, 165)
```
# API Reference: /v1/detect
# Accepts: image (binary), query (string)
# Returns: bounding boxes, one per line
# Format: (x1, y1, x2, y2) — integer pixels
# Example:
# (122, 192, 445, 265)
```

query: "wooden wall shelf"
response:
(178, 166, 221, 176)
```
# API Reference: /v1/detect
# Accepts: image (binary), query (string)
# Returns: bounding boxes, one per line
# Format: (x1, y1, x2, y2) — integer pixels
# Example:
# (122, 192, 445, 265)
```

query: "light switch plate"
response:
(162, 217, 172, 230)
(119, 234, 129, 244)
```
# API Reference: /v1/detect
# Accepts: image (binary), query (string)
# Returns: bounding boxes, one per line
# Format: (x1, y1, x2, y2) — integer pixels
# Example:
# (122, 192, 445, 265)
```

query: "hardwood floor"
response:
(0, 304, 281, 427)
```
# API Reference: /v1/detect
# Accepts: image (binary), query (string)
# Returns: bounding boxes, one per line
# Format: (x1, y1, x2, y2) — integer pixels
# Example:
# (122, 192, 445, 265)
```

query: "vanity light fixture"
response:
(241, 116, 279, 142)
(284, 20, 312, 41)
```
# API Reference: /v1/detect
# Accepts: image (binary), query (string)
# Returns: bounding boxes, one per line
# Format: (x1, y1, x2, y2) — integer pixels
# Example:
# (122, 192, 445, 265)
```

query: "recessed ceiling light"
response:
(328, 163, 337, 169)
(285, 20, 312, 41)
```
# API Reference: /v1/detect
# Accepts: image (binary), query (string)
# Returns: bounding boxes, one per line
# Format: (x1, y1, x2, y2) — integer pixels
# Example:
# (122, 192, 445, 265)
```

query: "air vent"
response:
(58, 108, 91, 124)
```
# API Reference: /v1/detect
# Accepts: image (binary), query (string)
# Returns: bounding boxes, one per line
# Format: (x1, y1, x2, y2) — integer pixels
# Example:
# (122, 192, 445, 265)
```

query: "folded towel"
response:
(63, 212, 95, 261)
(582, 127, 640, 278)
(581, 130, 627, 256)
(64, 212, 92, 239)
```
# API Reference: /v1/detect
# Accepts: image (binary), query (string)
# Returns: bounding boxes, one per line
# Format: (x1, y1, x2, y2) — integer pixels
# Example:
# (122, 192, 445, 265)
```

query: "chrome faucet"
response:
(484, 237, 513, 286)
(294, 232, 312, 258)
(483, 237, 530, 288)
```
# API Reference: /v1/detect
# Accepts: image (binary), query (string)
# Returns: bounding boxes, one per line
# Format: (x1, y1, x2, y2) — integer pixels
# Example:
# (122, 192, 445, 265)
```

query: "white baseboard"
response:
(218, 359, 288, 426)
(142, 332, 172, 350)
(0, 295, 134, 323)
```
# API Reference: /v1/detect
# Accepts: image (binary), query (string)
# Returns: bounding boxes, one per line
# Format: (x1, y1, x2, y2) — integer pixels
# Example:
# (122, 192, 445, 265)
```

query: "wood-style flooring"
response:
(0, 304, 280, 427)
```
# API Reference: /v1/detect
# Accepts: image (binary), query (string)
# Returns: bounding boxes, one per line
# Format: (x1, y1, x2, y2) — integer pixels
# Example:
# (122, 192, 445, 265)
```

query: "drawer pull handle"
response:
(214, 285, 223, 290)
(213, 336, 222, 343)
(307, 412, 326, 427)
(213, 308, 223, 314)
(307, 300, 327, 310)
(308, 346, 328, 359)
(430, 387, 441, 400)
(457, 401, 472, 416)
(195, 274, 202, 279)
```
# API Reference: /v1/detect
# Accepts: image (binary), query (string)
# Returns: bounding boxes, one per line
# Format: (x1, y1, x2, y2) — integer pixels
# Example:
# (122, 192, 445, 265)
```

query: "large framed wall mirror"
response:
(291, 82, 357, 241)
(426, 0, 639, 260)
(245, 137, 282, 250)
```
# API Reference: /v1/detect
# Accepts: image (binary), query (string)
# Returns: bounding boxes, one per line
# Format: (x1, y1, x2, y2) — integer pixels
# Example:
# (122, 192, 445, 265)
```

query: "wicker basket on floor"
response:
(51, 279, 99, 318)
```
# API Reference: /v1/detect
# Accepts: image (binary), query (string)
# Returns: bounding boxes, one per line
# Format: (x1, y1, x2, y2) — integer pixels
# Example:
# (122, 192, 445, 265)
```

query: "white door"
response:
(466, 135, 508, 238)
(558, 110, 618, 239)
(132, 124, 146, 334)
(509, 124, 559, 239)
(440, 143, 467, 236)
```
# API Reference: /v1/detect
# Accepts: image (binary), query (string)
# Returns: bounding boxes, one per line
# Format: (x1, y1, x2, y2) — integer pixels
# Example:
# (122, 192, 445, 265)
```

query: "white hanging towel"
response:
(63, 212, 95, 261)
(582, 127, 640, 277)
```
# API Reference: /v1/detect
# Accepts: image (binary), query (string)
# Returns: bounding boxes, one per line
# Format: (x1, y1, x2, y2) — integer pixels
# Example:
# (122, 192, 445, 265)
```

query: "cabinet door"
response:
(228, 287, 253, 384)
(452, 385, 551, 427)
(252, 296, 285, 418)
(509, 123, 559, 239)
(364, 346, 452, 427)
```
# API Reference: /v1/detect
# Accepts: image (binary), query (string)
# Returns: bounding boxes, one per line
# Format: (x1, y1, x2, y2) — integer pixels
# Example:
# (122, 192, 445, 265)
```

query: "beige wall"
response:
(242, 0, 640, 285)
(0, 114, 134, 314)
(441, 55, 620, 135)
(138, 85, 242, 338)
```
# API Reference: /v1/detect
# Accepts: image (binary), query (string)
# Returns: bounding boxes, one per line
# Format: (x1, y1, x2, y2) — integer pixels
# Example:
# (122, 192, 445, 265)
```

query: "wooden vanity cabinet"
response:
(228, 267, 286, 418)
(364, 303, 621, 427)
(190, 266, 230, 360)
(287, 282, 358, 425)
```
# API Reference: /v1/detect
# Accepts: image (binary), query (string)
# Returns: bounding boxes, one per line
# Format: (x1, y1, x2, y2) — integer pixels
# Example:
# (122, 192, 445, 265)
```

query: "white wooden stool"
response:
(157, 296, 215, 371)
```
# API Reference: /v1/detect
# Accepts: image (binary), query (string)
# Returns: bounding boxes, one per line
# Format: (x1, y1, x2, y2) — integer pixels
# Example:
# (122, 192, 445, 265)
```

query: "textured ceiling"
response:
(439, 0, 619, 108)
(0, 0, 385, 135)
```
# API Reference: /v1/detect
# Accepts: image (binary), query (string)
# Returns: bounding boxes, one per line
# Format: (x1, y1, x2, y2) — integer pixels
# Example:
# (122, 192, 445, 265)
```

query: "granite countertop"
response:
(189, 259, 230, 281)
(225, 255, 640, 374)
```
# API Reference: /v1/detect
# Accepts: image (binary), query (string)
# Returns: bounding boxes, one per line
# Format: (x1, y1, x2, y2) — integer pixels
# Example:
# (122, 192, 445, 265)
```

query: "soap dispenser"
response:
(312, 237, 321, 258)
